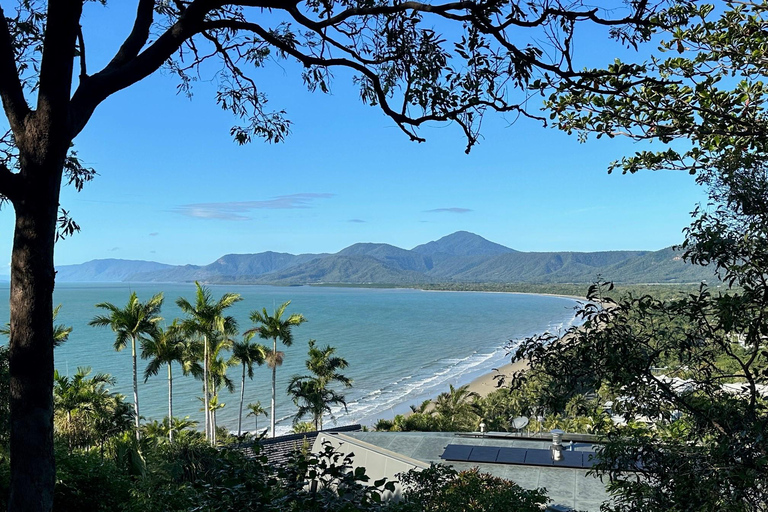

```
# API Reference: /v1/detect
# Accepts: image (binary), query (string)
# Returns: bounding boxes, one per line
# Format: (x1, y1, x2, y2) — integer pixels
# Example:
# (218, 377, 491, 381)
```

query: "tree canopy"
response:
(514, 3, 768, 510)
(0, 0, 695, 509)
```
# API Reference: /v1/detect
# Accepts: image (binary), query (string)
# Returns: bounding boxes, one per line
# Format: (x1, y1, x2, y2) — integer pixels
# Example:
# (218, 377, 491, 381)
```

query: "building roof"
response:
(239, 424, 363, 465)
(343, 431, 611, 512)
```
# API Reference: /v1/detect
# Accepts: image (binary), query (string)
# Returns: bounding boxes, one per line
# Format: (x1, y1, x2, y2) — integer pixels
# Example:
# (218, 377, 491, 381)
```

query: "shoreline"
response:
(464, 358, 530, 398)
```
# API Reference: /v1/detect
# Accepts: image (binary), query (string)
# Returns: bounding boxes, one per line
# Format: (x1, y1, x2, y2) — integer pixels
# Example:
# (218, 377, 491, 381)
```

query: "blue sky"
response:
(0, 3, 707, 269)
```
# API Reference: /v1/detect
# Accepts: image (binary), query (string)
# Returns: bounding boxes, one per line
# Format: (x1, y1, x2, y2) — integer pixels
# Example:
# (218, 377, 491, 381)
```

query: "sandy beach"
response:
(464, 358, 530, 398)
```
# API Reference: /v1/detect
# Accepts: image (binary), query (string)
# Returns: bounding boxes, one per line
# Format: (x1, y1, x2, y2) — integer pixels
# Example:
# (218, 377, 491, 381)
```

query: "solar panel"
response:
(467, 446, 500, 463)
(553, 450, 584, 468)
(496, 447, 527, 464)
(524, 449, 554, 466)
(440, 444, 600, 470)
(440, 444, 473, 461)
(583, 453, 598, 468)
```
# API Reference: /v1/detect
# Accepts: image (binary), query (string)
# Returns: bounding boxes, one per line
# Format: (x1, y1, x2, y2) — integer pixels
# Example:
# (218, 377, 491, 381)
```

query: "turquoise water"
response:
(0, 283, 579, 435)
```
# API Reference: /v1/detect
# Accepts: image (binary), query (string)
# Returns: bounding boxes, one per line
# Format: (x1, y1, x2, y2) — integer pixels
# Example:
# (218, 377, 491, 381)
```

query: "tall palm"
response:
(89, 291, 163, 439)
(142, 321, 187, 442)
(288, 340, 352, 431)
(176, 282, 241, 443)
(207, 332, 237, 444)
(246, 401, 268, 433)
(245, 301, 306, 437)
(232, 338, 267, 436)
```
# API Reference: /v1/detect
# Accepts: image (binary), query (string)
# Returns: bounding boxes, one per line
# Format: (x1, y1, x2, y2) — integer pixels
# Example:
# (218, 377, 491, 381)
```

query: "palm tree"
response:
(232, 338, 267, 436)
(176, 282, 241, 444)
(434, 384, 480, 431)
(207, 333, 237, 444)
(246, 301, 306, 437)
(288, 378, 347, 431)
(89, 291, 163, 439)
(53, 367, 132, 452)
(142, 321, 188, 442)
(246, 401, 268, 434)
(288, 340, 352, 431)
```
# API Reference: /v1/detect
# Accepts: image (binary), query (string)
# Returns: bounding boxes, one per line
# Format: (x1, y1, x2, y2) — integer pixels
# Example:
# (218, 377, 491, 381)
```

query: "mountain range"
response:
(53, 231, 716, 285)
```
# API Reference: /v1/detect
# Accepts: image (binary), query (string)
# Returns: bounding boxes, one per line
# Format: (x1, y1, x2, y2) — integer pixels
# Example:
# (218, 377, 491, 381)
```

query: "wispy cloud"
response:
(424, 207, 473, 214)
(175, 193, 335, 220)
(348, 219, 366, 223)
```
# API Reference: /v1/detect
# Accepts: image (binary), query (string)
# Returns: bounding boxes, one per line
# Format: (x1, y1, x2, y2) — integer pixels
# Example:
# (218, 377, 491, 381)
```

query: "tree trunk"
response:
(168, 362, 173, 443)
(131, 334, 140, 440)
(271, 338, 276, 438)
(238, 365, 245, 436)
(8, 164, 64, 512)
(203, 334, 209, 443)
(211, 399, 217, 445)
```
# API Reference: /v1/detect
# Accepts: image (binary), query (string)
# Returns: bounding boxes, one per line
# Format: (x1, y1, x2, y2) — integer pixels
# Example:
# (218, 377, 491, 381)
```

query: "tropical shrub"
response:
(393, 464, 549, 512)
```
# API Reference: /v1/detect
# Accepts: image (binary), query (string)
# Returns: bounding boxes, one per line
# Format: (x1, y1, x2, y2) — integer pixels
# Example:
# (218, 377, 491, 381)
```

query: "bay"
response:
(0, 283, 579, 435)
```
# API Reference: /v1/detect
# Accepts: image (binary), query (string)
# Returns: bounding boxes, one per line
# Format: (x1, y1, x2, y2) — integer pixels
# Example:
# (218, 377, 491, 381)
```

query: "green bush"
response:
(394, 464, 549, 512)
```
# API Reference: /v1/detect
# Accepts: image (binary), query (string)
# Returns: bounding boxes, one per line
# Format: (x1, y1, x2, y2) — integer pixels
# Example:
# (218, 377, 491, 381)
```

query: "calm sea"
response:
(0, 283, 579, 435)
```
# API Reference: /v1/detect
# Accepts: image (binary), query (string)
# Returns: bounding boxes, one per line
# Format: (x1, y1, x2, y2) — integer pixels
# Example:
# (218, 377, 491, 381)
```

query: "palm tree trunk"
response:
(131, 334, 140, 440)
(203, 334, 210, 443)
(271, 338, 276, 438)
(212, 399, 217, 445)
(167, 362, 173, 443)
(238, 364, 245, 436)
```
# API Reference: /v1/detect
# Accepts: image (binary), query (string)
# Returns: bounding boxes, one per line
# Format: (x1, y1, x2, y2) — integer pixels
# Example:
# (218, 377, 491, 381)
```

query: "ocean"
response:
(0, 283, 580, 435)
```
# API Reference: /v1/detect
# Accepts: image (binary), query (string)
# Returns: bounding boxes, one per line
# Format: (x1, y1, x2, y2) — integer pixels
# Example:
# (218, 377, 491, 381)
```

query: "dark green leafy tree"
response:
(394, 464, 548, 512)
(232, 338, 267, 436)
(0, 0, 690, 507)
(177, 283, 241, 444)
(246, 301, 306, 437)
(89, 292, 164, 440)
(515, 3, 768, 510)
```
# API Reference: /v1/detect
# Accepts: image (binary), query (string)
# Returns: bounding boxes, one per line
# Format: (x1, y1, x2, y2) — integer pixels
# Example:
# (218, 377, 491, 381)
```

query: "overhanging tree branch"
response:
(105, 0, 157, 70)
(0, 6, 30, 134)
(37, 1, 83, 133)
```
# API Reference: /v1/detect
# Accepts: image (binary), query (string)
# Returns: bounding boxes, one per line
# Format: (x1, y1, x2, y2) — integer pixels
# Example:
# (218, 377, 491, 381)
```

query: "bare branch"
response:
(0, 6, 30, 133)
(37, 1, 84, 130)
(71, 0, 219, 135)
(106, 0, 157, 70)
(77, 25, 87, 81)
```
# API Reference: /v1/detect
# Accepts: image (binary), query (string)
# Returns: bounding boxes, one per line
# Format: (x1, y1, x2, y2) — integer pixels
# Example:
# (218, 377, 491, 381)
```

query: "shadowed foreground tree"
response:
(515, 3, 768, 509)
(0, 0, 691, 508)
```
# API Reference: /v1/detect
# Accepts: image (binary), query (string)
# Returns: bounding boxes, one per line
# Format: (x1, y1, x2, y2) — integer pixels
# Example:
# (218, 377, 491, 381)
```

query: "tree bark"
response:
(8, 162, 64, 512)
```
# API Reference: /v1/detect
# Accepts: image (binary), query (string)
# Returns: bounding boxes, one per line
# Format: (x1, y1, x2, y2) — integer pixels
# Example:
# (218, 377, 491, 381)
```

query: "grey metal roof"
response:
(239, 424, 363, 465)
(344, 431, 611, 512)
